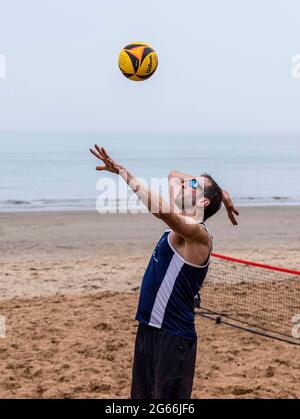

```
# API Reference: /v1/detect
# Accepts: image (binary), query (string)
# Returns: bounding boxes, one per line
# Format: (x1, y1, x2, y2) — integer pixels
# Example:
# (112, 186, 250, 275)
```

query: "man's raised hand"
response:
(89, 145, 125, 174)
(222, 190, 239, 226)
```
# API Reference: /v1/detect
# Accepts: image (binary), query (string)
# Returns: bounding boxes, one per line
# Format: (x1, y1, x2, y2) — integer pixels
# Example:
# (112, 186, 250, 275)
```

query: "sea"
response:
(0, 131, 299, 212)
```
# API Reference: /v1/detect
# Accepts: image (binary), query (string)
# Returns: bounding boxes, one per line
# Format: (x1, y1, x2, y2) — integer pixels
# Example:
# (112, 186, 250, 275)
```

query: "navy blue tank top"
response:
(135, 226, 212, 340)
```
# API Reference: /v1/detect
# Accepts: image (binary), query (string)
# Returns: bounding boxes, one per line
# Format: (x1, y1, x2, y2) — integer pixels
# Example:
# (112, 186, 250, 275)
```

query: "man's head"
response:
(170, 171, 223, 221)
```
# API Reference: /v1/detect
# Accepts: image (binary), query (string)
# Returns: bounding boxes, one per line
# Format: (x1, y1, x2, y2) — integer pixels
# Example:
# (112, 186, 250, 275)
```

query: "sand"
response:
(0, 207, 299, 398)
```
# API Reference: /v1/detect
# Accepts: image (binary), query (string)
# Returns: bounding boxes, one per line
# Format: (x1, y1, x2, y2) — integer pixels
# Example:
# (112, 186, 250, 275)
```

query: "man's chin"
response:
(174, 194, 201, 214)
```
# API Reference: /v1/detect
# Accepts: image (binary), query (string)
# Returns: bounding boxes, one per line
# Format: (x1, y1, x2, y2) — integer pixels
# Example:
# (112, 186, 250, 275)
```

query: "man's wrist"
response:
(169, 170, 193, 181)
(119, 168, 133, 183)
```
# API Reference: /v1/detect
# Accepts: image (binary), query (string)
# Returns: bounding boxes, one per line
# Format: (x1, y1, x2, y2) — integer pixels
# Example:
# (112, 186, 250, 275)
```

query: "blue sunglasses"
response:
(189, 178, 200, 189)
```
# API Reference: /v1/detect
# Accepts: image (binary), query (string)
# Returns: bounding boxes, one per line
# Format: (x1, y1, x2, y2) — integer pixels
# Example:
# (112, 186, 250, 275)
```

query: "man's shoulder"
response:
(190, 223, 211, 245)
(172, 224, 210, 246)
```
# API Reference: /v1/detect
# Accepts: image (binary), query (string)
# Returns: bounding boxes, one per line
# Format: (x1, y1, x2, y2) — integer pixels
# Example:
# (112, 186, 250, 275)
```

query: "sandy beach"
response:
(0, 206, 299, 398)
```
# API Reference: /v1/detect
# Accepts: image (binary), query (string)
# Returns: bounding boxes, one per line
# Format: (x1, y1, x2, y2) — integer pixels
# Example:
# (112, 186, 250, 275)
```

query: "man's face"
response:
(173, 176, 206, 212)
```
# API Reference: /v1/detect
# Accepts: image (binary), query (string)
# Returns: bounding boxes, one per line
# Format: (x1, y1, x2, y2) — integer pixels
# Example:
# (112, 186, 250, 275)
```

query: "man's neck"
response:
(182, 208, 204, 224)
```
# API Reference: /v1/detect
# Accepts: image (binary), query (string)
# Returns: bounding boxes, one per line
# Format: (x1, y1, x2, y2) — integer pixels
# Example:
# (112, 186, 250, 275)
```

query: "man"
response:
(90, 145, 239, 399)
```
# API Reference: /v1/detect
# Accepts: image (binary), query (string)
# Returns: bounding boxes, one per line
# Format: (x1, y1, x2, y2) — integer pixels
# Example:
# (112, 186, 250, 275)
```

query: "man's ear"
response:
(198, 197, 210, 208)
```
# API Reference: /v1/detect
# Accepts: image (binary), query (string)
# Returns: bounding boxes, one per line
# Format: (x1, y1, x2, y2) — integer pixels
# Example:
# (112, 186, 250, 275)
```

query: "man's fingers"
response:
(229, 205, 239, 216)
(230, 215, 237, 226)
(231, 215, 238, 226)
(101, 147, 110, 160)
(90, 146, 110, 167)
(90, 148, 103, 160)
(227, 209, 238, 226)
(90, 146, 121, 174)
(94, 145, 106, 160)
(93, 145, 112, 163)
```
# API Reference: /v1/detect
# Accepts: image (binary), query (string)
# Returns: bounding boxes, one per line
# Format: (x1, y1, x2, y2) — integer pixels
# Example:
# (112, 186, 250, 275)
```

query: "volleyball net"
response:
(198, 253, 300, 345)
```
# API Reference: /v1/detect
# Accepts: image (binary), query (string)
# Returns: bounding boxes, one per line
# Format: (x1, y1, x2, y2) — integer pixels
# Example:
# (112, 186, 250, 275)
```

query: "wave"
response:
(6, 200, 32, 205)
(0, 199, 96, 212)
(1, 196, 300, 212)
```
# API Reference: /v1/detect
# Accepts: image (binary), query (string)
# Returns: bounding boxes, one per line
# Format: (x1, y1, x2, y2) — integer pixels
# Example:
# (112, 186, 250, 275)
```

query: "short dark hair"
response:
(201, 173, 223, 221)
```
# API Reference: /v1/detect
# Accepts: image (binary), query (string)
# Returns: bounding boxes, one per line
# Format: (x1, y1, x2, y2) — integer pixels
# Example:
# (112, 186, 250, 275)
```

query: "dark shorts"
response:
(131, 323, 197, 399)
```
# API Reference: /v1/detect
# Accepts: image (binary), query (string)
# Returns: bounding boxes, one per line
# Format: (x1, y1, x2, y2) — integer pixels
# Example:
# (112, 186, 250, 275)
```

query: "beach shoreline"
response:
(1, 201, 300, 214)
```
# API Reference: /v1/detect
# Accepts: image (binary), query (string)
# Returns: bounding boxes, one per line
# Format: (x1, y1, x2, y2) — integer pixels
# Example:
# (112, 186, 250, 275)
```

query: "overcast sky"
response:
(0, 0, 300, 133)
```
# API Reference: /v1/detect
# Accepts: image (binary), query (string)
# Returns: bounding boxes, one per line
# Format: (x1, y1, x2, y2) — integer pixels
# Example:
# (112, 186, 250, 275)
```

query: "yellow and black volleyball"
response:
(118, 42, 158, 81)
